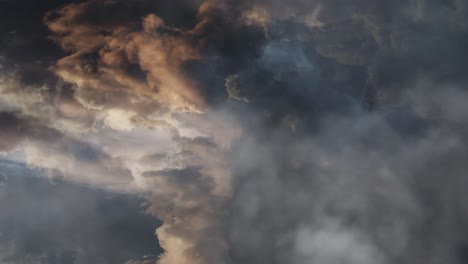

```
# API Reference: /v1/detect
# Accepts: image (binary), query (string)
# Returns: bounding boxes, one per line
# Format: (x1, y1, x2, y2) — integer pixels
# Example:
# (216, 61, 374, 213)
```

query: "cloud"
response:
(0, 112, 29, 153)
(43, 1, 211, 114)
(0, 160, 161, 264)
(294, 222, 385, 264)
(2, 0, 468, 263)
(0, 105, 132, 187)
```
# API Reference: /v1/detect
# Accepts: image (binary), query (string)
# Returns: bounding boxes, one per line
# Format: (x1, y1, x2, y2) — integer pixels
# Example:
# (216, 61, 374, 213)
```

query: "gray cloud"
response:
(0, 160, 161, 264)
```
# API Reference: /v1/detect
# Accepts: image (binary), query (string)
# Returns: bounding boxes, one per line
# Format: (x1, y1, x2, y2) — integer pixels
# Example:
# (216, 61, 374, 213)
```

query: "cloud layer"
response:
(2, 0, 468, 263)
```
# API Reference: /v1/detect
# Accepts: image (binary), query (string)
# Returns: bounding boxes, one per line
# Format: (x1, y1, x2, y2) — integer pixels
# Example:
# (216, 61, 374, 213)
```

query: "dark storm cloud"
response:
(0, 112, 29, 153)
(207, 1, 468, 264)
(225, 107, 468, 264)
(0, 0, 79, 87)
(3, 0, 468, 264)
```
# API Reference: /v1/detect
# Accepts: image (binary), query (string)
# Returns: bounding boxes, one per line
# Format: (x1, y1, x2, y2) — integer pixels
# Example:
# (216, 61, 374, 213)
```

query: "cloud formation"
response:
(2, 0, 468, 263)
(0, 160, 161, 264)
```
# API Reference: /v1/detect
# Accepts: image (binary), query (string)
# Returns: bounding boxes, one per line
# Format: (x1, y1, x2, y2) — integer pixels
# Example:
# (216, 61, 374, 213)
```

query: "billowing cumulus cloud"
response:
(2, 0, 468, 263)
(44, 5, 203, 113)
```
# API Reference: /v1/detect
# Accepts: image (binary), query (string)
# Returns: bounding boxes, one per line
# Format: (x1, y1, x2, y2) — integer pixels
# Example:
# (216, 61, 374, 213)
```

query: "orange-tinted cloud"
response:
(44, 2, 213, 114)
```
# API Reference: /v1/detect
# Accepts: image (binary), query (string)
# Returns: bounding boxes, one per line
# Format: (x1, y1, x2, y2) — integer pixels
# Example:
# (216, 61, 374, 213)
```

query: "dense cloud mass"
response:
(2, 0, 468, 263)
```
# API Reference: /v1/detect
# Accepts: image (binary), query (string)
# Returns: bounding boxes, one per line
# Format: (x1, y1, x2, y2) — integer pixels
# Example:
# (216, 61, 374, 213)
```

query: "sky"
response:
(1, 0, 468, 263)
